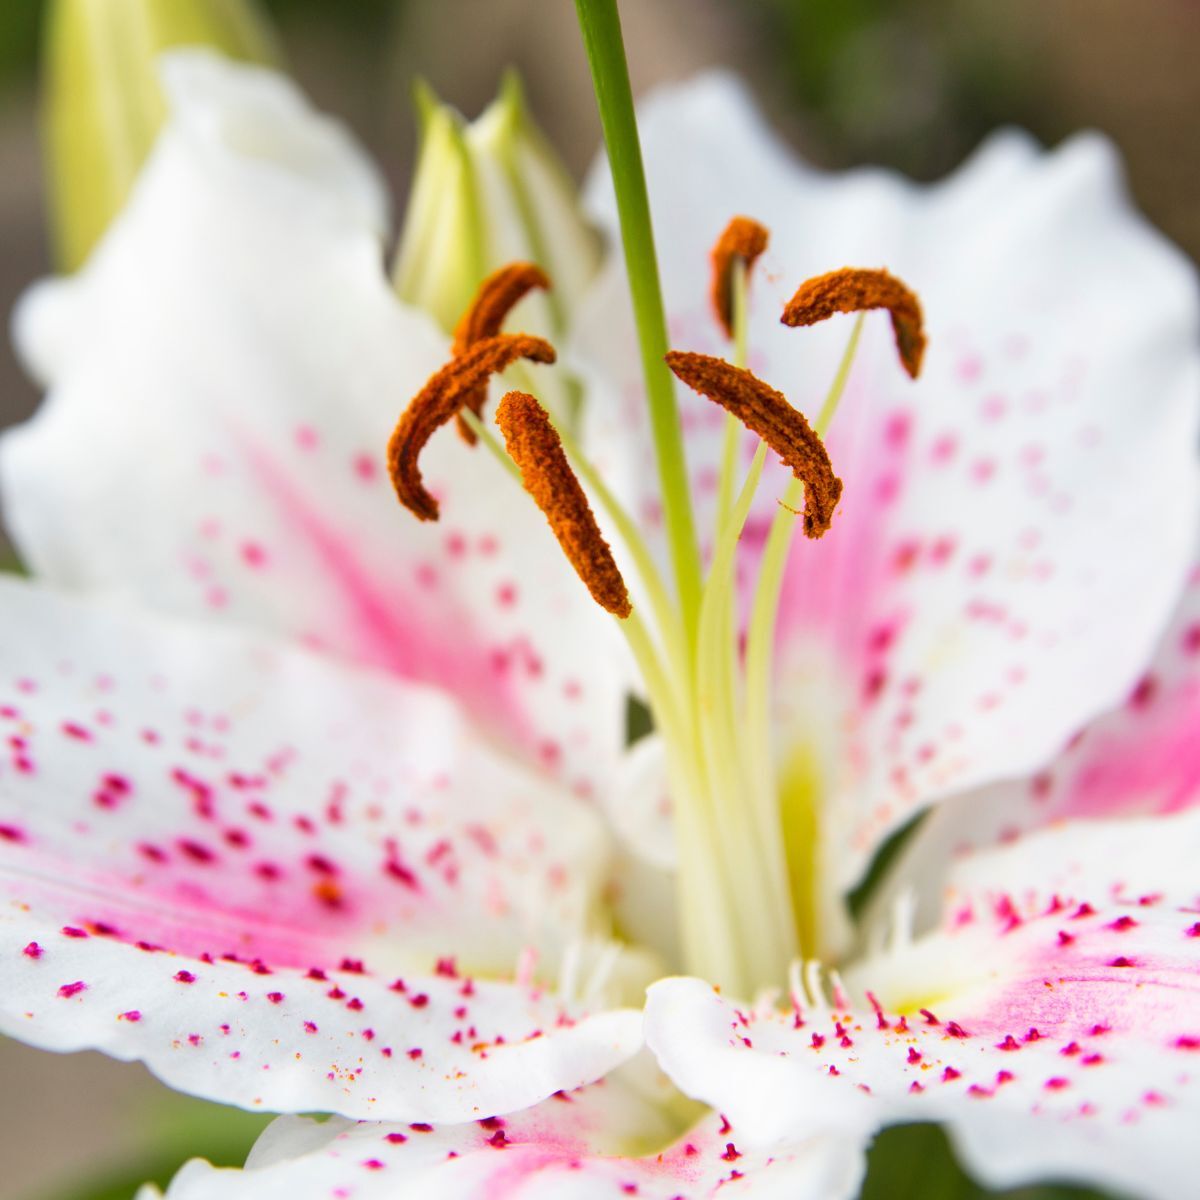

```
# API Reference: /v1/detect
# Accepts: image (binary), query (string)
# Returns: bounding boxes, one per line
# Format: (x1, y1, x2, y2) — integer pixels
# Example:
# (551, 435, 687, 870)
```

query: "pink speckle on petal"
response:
(58, 981, 86, 998)
(980, 394, 1007, 422)
(930, 433, 958, 465)
(957, 354, 983, 382)
(240, 542, 268, 569)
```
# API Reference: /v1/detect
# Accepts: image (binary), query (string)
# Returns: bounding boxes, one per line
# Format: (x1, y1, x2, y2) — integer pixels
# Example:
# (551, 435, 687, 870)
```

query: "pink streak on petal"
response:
(239, 440, 534, 754)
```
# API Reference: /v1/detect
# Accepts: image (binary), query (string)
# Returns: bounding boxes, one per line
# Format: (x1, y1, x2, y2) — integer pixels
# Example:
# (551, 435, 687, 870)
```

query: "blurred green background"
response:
(1, 0, 1193, 1196)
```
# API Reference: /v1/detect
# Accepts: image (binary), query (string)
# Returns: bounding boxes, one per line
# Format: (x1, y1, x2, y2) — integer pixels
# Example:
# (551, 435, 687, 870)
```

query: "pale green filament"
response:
(693, 439, 797, 989)
(814, 313, 865, 437)
(690, 257, 801, 990)
(554, 419, 690, 703)
(463, 401, 688, 706)
(742, 313, 864, 957)
(459, 408, 523, 485)
(714, 257, 749, 529)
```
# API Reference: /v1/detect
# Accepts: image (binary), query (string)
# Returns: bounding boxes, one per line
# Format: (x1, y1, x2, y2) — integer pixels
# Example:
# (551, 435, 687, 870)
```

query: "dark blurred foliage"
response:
(864, 1125, 1127, 1200)
(0, 0, 41, 87)
(734, 0, 1041, 178)
(49, 1101, 271, 1200)
(0, 0, 399, 90)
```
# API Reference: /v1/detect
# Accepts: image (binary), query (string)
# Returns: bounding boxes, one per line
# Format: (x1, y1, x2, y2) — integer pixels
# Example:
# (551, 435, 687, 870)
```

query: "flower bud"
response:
(392, 71, 602, 344)
(42, 0, 279, 270)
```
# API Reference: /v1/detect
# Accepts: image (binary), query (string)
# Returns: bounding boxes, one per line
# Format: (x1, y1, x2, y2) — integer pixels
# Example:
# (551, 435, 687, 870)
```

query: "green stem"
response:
(574, 0, 702, 641)
(814, 312, 865, 438)
(695, 440, 797, 991)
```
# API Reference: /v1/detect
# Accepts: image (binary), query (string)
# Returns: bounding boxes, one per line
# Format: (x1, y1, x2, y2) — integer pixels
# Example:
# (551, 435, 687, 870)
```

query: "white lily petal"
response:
(152, 1061, 864, 1199)
(879, 554, 1200, 932)
(647, 809, 1200, 1200)
(576, 74, 1200, 912)
(3, 50, 624, 800)
(0, 577, 640, 1119)
(162, 51, 389, 238)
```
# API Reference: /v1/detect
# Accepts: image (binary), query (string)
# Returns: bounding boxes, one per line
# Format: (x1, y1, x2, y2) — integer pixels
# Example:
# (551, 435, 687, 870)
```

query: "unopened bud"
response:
(42, 0, 279, 270)
(393, 71, 601, 347)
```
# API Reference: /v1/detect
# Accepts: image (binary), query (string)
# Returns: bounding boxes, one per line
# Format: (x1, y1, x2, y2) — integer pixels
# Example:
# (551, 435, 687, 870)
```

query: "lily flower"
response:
(3, 48, 1200, 1199)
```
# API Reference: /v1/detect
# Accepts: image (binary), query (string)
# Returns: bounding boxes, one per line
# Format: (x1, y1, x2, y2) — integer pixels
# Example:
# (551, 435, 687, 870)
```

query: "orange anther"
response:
(494, 391, 631, 618)
(710, 216, 770, 340)
(451, 263, 551, 443)
(388, 334, 556, 521)
(782, 267, 926, 379)
(665, 352, 843, 538)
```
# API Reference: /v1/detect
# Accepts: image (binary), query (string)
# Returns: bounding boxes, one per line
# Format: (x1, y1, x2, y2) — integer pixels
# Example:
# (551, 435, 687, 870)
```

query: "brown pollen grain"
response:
(782, 267, 926, 379)
(388, 334, 556, 522)
(494, 391, 632, 619)
(710, 216, 770, 340)
(451, 262, 551, 443)
(665, 351, 843, 538)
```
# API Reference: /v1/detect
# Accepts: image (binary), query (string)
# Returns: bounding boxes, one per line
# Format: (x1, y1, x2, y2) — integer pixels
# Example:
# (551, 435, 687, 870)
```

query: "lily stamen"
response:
(710, 215, 769, 341)
(782, 267, 926, 379)
(710, 216, 769, 533)
(451, 262, 551, 442)
(388, 333, 556, 520)
(494, 390, 632, 619)
(665, 350, 844, 538)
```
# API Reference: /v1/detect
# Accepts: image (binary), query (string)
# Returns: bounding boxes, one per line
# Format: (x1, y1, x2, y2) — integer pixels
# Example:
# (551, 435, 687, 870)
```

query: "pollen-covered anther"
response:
(494, 390, 632, 619)
(665, 351, 843, 538)
(782, 267, 926, 379)
(388, 334, 556, 521)
(710, 216, 770, 340)
(451, 262, 551, 443)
